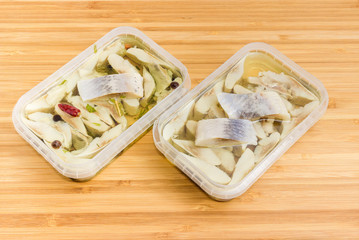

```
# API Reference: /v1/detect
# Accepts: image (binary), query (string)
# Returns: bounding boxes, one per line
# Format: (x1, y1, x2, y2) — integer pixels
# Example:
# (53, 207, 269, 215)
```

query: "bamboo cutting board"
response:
(0, 0, 358, 239)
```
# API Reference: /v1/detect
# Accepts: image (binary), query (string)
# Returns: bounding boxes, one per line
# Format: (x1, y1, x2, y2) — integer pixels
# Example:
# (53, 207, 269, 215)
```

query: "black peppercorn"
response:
(170, 81, 179, 89)
(51, 140, 62, 149)
(53, 114, 62, 122)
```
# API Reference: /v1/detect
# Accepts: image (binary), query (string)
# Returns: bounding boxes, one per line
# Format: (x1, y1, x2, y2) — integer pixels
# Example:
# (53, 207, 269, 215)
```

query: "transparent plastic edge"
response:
(12, 26, 190, 180)
(153, 42, 329, 201)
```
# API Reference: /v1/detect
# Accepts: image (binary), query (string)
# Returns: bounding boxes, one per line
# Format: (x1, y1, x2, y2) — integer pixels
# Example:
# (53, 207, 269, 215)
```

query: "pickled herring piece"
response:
(77, 73, 143, 101)
(217, 91, 290, 120)
(195, 118, 257, 147)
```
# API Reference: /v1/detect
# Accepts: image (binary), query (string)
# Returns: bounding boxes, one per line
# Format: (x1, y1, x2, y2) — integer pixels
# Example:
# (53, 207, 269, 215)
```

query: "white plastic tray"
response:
(13, 27, 191, 180)
(153, 42, 328, 201)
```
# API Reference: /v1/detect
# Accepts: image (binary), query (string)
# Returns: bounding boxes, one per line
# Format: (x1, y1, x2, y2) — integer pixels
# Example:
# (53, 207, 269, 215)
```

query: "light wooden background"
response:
(1, 0, 358, 239)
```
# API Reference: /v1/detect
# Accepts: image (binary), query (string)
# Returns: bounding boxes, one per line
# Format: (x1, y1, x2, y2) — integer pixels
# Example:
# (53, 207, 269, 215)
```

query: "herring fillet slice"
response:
(217, 91, 290, 120)
(77, 73, 143, 101)
(195, 118, 257, 147)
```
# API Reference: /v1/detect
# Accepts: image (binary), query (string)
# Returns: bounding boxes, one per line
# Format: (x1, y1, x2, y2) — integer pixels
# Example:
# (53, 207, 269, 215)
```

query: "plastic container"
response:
(153, 42, 328, 201)
(13, 27, 191, 180)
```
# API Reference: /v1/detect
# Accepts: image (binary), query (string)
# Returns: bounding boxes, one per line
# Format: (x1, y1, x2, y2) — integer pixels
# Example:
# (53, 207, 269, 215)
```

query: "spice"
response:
(53, 114, 62, 122)
(51, 140, 62, 149)
(58, 104, 81, 117)
(170, 81, 179, 89)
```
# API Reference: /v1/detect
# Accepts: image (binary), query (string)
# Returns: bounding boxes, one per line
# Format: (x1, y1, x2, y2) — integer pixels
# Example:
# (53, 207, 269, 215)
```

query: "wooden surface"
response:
(1, 0, 359, 239)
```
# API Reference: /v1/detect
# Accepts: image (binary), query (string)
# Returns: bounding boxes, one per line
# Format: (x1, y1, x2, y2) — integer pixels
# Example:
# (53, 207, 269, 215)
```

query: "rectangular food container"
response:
(153, 42, 328, 201)
(13, 27, 191, 180)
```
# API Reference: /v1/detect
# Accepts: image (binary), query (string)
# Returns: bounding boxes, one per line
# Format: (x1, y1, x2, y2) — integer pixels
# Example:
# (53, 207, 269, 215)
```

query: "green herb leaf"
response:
(93, 123, 101, 126)
(59, 80, 67, 85)
(86, 104, 96, 113)
(94, 44, 98, 53)
(62, 149, 68, 153)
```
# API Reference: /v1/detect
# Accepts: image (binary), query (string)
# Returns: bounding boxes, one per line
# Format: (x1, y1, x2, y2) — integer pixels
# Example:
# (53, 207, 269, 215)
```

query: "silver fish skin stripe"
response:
(195, 118, 257, 147)
(217, 92, 286, 120)
(77, 73, 143, 101)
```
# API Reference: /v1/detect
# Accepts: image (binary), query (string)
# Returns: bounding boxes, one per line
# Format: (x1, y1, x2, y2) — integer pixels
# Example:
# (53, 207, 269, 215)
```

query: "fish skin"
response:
(217, 91, 290, 121)
(195, 118, 257, 147)
(77, 73, 143, 101)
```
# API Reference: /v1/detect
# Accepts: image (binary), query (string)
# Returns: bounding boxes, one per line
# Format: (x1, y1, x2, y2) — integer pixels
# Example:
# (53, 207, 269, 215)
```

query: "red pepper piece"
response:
(58, 104, 81, 117)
